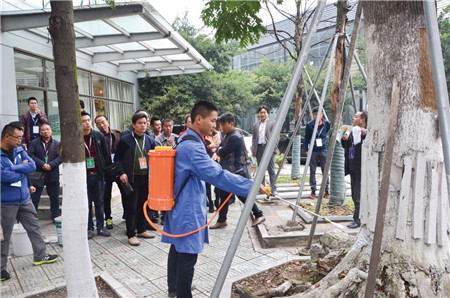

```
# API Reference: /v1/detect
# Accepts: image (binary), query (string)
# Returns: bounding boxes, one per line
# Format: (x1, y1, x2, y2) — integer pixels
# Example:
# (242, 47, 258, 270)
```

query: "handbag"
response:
(104, 163, 120, 181)
(29, 171, 45, 188)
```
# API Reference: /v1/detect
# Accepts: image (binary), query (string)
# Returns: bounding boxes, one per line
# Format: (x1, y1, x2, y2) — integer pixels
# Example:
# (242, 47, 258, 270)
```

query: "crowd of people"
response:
(1, 97, 367, 297)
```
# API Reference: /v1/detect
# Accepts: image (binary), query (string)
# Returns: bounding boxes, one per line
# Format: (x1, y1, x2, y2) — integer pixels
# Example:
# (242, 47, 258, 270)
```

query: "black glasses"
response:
(8, 135, 23, 140)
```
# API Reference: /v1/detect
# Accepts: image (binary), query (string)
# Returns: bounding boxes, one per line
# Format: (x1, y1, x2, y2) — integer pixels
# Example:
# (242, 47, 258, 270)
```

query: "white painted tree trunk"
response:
(62, 163, 97, 297)
(300, 2, 450, 297)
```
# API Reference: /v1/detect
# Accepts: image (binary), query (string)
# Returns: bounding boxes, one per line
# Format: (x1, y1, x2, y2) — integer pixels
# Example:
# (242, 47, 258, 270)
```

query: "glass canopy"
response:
(1, 1, 213, 78)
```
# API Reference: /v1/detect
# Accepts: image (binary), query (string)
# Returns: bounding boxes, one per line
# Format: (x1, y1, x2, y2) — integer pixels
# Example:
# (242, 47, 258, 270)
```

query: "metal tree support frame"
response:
(211, 1, 328, 295)
(306, 1, 363, 249)
(423, 1, 450, 200)
(291, 35, 339, 221)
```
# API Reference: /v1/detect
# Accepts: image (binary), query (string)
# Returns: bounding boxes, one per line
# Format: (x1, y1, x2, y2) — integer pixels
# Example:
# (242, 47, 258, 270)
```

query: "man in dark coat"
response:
(341, 110, 368, 229)
(28, 124, 62, 223)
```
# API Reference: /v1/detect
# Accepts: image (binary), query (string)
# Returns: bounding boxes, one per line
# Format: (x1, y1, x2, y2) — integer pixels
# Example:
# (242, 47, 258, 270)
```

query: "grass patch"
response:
(276, 175, 309, 185)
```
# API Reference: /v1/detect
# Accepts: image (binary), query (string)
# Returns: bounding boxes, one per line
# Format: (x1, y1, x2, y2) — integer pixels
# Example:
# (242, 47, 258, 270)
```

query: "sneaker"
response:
(128, 236, 140, 246)
(106, 218, 113, 230)
(137, 231, 155, 238)
(97, 229, 111, 237)
(33, 254, 58, 266)
(88, 230, 94, 239)
(1, 270, 11, 281)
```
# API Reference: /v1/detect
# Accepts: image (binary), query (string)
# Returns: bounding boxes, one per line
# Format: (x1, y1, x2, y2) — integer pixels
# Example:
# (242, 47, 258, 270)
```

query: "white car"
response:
(240, 129, 252, 156)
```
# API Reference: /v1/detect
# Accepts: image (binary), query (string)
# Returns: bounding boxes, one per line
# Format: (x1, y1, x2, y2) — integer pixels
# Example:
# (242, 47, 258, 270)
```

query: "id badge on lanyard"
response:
(33, 126, 39, 134)
(84, 137, 95, 169)
(134, 133, 148, 169)
(138, 157, 148, 169)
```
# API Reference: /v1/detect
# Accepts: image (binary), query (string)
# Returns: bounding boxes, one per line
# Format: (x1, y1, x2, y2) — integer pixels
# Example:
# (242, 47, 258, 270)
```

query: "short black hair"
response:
(191, 101, 217, 122)
(9, 121, 24, 130)
(312, 106, 320, 113)
(150, 116, 160, 126)
(132, 113, 148, 124)
(40, 123, 51, 130)
(81, 111, 91, 118)
(2, 122, 23, 139)
(360, 110, 368, 126)
(28, 97, 38, 104)
(218, 113, 234, 124)
(162, 118, 173, 126)
(80, 99, 85, 109)
(134, 109, 148, 115)
(95, 114, 108, 122)
(257, 105, 268, 113)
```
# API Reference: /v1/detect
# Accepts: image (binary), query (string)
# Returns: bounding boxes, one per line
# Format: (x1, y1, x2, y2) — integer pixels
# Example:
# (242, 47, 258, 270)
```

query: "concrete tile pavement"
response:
(1, 193, 297, 297)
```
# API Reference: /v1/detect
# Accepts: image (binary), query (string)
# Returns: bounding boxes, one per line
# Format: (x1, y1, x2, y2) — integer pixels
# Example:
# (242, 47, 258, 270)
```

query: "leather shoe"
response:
(252, 216, 266, 227)
(137, 231, 156, 238)
(347, 221, 360, 229)
(210, 221, 228, 229)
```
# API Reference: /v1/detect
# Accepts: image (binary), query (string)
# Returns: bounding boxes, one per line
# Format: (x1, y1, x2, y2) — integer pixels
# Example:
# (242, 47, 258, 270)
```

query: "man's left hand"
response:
(22, 159, 28, 164)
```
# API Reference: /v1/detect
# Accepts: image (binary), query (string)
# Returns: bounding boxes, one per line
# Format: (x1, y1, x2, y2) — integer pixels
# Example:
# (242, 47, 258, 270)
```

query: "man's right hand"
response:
(342, 134, 349, 141)
(120, 174, 128, 185)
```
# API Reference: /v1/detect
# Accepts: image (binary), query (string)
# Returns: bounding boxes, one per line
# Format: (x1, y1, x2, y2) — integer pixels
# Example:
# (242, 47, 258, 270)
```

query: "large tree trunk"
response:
(48, 1, 98, 296)
(329, 0, 349, 206)
(300, 2, 450, 296)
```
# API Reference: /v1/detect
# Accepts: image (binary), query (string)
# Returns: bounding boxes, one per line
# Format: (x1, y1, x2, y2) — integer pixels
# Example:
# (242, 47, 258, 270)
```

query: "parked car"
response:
(278, 128, 307, 164)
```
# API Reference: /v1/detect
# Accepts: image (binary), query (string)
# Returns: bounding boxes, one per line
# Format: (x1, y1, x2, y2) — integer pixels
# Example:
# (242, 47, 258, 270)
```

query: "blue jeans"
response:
(309, 151, 329, 193)
(31, 180, 60, 219)
(87, 174, 105, 231)
(167, 244, 198, 297)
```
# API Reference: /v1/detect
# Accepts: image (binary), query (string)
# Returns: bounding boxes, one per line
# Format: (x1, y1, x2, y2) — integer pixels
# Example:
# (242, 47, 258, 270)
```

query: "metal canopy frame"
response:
(1, 1, 213, 78)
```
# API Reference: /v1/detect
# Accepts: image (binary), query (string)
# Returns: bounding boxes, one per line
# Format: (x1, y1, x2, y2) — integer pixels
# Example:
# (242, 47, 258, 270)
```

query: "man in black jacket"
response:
(115, 113, 156, 246)
(342, 110, 368, 229)
(28, 124, 62, 223)
(81, 111, 111, 239)
(210, 113, 265, 229)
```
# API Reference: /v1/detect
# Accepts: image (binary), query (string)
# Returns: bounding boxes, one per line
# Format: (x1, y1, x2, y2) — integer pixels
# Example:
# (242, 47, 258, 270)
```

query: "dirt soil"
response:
(29, 276, 119, 298)
(231, 261, 324, 297)
(299, 200, 354, 217)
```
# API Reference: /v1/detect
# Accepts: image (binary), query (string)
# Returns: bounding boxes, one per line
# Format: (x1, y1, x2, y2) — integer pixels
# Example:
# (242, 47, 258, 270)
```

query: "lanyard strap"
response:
(133, 133, 146, 158)
(30, 112, 38, 125)
(42, 141, 50, 157)
(84, 137, 92, 158)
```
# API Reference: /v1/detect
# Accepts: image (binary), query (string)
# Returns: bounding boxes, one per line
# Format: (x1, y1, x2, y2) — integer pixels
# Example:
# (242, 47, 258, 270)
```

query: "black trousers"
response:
(217, 170, 263, 223)
(125, 175, 148, 238)
(167, 244, 198, 298)
(104, 175, 127, 220)
(350, 172, 361, 223)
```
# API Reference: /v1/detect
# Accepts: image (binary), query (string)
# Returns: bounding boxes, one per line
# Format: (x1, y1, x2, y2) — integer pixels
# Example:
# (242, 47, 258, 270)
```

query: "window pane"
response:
(46, 60, 56, 90)
(108, 79, 121, 100)
(108, 101, 121, 130)
(80, 96, 92, 115)
(122, 83, 133, 102)
(92, 74, 106, 97)
(16, 89, 45, 120)
(46, 92, 61, 142)
(78, 70, 91, 95)
(94, 99, 106, 119)
(15, 52, 44, 88)
(122, 103, 134, 130)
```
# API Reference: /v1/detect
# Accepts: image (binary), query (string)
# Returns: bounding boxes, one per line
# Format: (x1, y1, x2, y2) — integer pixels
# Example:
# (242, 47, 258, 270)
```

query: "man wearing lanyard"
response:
(28, 124, 62, 223)
(20, 97, 49, 149)
(115, 113, 156, 246)
(304, 107, 331, 199)
(251, 105, 279, 195)
(1, 122, 58, 281)
(81, 112, 111, 239)
(95, 114, 123, 230)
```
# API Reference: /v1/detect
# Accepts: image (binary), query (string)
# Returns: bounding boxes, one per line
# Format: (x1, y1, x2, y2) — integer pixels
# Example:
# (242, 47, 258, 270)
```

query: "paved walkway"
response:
(1, 192, 297, 297)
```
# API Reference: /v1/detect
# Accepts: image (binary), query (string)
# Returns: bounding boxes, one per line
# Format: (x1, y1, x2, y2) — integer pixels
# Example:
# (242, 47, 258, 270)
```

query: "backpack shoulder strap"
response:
(173, 134, 199, 148)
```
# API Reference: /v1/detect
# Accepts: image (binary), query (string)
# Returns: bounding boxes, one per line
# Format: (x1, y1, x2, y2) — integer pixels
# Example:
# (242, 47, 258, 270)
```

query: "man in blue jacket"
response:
(304, 107, 331, 199)
(1, 122, 58, 281)
(28, 123, 62, 223)
(162, 101, 267, 298)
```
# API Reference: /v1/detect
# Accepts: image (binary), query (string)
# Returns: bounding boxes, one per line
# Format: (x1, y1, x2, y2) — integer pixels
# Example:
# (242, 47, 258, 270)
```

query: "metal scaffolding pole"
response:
(291, 35, 339, 221)
(423, 1, 450, 199)
(306, 1, 363, 249)
(349, 75, 359, 111)
(210, 1, 328, 296)
(345, 34, 367, 82)
(270, 34, 339, 195)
